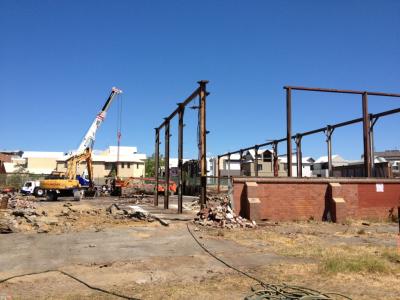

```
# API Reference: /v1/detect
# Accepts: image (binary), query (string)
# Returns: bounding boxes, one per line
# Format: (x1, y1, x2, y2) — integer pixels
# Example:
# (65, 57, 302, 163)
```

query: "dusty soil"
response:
(0, 197, 399, 299)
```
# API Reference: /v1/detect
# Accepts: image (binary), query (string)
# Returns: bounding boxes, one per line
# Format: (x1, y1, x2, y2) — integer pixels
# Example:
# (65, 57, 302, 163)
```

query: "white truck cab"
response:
(21, 181, 45, 197)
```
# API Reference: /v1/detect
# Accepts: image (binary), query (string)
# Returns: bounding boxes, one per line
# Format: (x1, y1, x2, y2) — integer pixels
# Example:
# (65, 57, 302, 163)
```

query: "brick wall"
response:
(233, 178, 400, 222)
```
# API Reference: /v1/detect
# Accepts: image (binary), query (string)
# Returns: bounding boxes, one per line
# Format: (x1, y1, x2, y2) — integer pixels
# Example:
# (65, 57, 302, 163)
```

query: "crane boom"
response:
(76, 87, 123, 154)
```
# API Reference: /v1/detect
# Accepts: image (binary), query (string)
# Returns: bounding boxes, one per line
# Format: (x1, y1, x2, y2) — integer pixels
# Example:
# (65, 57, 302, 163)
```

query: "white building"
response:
(312, 155, 348, 177)
(279, 155, 315, 177)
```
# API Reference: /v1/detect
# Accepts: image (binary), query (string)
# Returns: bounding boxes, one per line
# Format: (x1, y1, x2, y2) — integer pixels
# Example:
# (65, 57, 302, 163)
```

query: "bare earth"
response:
(0, 196, 399, 299)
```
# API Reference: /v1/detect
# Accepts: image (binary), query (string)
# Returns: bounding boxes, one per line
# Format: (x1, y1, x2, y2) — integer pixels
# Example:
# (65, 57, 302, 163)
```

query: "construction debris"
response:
(6, 194, 37, 210)
(106, 204, 169, 226)
(0, 192, 171, 234)
(194, 194, 256, 229)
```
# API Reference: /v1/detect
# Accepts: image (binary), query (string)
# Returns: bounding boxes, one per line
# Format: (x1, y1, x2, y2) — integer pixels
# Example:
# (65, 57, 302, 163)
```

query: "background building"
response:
(56, 146, 146, 178)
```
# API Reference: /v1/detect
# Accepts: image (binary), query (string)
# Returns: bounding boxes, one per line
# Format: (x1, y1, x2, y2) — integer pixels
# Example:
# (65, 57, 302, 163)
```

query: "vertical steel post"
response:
(369, 114, 376, 177)
(217, 156, 221, 193)
(273, 141, 279, 177)
(198, 80, 208, 209)
(154, 128, 160, 206)
(326, 125, 333, 177)
(295, 134, 302, 177)
(177, 106, 184, 214)
(227, 153, 231, 177)
(164, 119, 170, 209)
(254, 146, 259, 177)
(362, 92, 372, 177)
(286, 88, 292, 177)
(239, 150, 243, 176)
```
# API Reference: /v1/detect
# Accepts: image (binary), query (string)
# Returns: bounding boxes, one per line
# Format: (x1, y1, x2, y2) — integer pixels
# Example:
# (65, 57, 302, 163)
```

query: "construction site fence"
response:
(0, 173, 46, 189)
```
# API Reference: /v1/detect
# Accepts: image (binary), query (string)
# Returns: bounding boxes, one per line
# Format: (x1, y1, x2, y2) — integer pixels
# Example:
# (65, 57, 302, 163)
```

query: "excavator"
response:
(38, 87, 122, 201)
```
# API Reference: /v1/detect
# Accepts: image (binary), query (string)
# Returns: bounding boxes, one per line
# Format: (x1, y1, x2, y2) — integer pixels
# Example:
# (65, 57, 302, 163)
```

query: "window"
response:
(137, 163, 139, 169)
(127, 163, 131, 169)
(257, 164, 263, 171)
(263, 152, 272, 162)
(121, 162, 125, 168)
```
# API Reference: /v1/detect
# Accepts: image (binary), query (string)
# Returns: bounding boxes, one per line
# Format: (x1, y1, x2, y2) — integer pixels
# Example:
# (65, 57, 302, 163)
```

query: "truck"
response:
(22, 87, 122, 201)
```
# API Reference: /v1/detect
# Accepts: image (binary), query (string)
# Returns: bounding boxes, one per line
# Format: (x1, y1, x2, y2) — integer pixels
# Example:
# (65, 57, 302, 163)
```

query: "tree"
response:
(145, 153, 164, 177)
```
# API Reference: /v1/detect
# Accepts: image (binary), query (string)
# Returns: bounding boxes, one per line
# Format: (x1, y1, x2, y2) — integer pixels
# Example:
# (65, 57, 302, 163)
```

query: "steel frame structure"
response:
(154, 80, 209, 213)
(285, 86, 400, 177)
(216, 86, 400, 192)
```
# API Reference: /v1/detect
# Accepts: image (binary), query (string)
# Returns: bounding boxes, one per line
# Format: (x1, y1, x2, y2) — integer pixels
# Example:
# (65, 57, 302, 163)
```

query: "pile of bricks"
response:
(194, 201, 256, 229)
(6, 194, 37, 210)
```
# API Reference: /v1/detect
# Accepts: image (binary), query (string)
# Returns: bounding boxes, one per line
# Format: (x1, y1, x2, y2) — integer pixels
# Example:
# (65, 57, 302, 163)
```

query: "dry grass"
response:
(206, 227, 400, 275)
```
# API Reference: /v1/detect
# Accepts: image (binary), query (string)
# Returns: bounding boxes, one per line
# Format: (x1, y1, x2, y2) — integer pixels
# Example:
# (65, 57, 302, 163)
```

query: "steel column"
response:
(164, 120, 170, 209)
(254, 146, 259, 177)
(369, 114, 375, 176)
(227, 154, 231, 177)
(177, 106, 184, 214)
(154, 128, 160, 206)
(273, 141, 279, 177)
(198, 80, 208, 209)
(286, 87, 292, 177)
(295, 134, 302, 177)
(217, 156, 221, 193)
(239, 150, 243, 176)
(362, 92, 372, 177)
(325, 126, 334, 177)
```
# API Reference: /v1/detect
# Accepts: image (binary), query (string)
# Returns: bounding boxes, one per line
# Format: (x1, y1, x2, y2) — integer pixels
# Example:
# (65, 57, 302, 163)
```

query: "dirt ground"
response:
(0, 196, 399, 299)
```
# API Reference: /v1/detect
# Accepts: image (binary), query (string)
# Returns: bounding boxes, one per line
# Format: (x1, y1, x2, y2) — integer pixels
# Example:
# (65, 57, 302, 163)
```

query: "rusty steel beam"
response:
(286, 87, 293, 177)
(154, 128, 160, 206)
(369, 114, 375, 176)
(217, 106, 400, 173)
(198, 80, 208, 209)
(177, 106, 184, 214)
(164, 120, 170, 209)
(157, 87, 201, 130)
(254, 146, 259, 177)
(273, 141, 279, 177)
(362, 92, 372, 177)
(284, 86, 400, 97)
(295, 134, 302, 177)
(325, 125, 334, 177)
(373, 107, 400, 118)
(217, 156, 221, 193)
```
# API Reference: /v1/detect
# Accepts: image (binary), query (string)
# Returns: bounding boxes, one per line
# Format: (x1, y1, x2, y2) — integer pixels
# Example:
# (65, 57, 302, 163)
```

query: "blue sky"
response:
(0, 0, 399, 160)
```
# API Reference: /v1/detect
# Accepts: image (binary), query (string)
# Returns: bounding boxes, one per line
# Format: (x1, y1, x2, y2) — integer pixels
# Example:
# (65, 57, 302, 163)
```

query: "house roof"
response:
(279, 155, 315, 164)
(22, 151, 64, 159)
(245, 149, 270, 158)
(374, 150, 400, 158)
(3, 162, 17, 173)
(168, 158, 190, 168)
(315, 155, 346, 163)
(221, 153, 241, 160)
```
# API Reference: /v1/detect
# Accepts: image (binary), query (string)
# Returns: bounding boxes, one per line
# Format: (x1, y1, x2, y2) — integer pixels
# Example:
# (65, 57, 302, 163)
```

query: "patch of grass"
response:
(381, 248, 400, 264)
(321, 252, 388, 274)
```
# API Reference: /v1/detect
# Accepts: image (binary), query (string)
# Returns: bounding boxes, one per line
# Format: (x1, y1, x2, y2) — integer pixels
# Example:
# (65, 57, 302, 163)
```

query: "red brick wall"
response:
(357, 184, 400, 219)
(233, 178, 400, 222)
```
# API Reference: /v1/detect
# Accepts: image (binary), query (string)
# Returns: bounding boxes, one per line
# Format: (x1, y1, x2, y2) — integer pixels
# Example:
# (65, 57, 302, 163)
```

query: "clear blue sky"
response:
(1, 0, 399, 160)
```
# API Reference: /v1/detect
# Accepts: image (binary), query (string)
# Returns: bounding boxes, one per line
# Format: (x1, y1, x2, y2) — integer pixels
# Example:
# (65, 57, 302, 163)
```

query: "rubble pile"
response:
(194, 194, 256, 229)
(7, 196, 37, 210)
(106, 204, 169, 226)
(183, 199, 200, 211)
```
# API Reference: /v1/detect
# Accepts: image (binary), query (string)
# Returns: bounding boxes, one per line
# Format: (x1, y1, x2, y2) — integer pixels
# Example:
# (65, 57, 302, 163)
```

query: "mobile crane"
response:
(28, 87, 122, 201)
